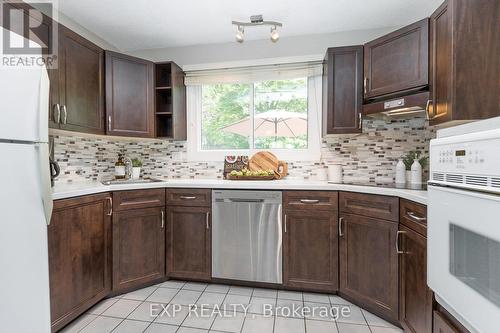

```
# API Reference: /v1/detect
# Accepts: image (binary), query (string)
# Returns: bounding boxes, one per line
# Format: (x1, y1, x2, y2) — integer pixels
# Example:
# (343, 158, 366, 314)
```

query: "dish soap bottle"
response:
(115, 155, 126, 180)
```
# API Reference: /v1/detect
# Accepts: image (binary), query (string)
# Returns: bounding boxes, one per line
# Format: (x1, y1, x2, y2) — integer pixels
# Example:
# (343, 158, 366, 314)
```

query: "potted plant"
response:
(402, 151, 428, 183)
(131, 158, 143, 180)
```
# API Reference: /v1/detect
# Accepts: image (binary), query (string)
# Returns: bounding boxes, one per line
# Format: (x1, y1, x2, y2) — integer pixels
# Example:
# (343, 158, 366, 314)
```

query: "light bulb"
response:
(270, 26, 279, 43)
(236, 26, 244, 43)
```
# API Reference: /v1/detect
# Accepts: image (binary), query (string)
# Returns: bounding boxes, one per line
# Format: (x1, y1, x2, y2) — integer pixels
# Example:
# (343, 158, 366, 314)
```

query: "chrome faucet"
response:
(123, 156, 132, 180)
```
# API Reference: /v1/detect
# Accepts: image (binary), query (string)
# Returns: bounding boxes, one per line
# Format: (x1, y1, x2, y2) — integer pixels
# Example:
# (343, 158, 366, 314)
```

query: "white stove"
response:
(428, 117, 500, 333)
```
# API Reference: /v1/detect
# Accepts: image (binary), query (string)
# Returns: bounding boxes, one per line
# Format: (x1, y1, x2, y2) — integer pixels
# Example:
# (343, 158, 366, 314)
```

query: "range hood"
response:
(363, 91, 430, 120)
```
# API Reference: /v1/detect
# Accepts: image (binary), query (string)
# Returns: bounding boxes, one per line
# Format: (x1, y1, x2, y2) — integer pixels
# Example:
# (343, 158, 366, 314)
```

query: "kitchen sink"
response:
(101, 178, 164, 185)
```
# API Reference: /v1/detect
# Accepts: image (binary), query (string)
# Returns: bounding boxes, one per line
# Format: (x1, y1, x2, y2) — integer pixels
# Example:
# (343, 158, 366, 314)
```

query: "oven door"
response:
(428, 185, 500, 333)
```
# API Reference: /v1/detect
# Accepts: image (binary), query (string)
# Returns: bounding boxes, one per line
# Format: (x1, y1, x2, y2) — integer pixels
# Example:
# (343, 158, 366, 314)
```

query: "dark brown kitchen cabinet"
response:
(428, 0, 500, 125)
(283, 191, 339, 292)
(400, 199, 433, 333)
(112, 189, 166, 293)
(112, 207, 166, 292)
(433, 305, 471, 333)
(48, 193, 112, 332)
(155, 62, 187, 139)
(322, 46, 363, 135)
(363, 19, 429, 100)
(339, 192, 399, 324)
(166, 205, 211, 281)
(54, 25, 105, 134)
(105, 51, 155, 137)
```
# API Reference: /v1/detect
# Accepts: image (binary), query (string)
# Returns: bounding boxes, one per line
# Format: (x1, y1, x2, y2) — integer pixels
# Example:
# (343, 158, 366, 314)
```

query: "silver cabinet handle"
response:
(396, 230, 405, 254)
(61, 105, 67, 124)
(363, 77, 368, 94)
(108, 115, 112, 132)
(284, 214, 287, 233)
(161, 209, 165, 228)
(53, 104, 61, 124)
(425, 99, 432, 121)
(339, 217, 344, 237)
(300, 199, 320, 204)
(358, 113, 362, 130)
(206, 212, 210, 229)
(407, 211, 427, 222)
(107, 197, 113, 216)
(180, 196, 197, 200)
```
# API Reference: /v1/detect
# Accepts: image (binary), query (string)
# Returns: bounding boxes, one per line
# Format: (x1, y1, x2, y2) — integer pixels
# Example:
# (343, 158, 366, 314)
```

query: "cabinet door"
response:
(433, 311, 460, 333)
(339, 213, 398, 322)
(58, 25, 105, 134)
(48, 193, 112, 332)
(364, 19, 428, 99)
(113, 207, 165, 292)
(322, 46, 363, 135)
(167, 206, 211, 280)
(399, 225, 433, 333)
(105, 51, 155, 137)
(429, 0, 453, 124)
(283, 209, 338, 292)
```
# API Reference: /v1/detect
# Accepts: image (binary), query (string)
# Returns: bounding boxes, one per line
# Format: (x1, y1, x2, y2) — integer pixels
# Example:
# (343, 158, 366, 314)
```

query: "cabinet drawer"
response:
(339, 192, 398, 222)
(284, 191, 338, 211)
(166, 188, 211, 207)
(400, 199, 427, 236)
(113, 189, 165, 211)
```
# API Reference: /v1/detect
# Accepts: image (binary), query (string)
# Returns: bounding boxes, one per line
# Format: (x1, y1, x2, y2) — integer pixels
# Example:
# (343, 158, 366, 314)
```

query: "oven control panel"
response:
(430, 128, 500, 190)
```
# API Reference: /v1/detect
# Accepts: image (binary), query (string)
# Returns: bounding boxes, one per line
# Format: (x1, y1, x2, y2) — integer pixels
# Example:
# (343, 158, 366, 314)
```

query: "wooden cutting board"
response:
(249, 151, 288, 179)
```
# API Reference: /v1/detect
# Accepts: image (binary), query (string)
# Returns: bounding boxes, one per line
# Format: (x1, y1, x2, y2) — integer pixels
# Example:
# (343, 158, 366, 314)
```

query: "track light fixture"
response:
(232, 15, 283, 43)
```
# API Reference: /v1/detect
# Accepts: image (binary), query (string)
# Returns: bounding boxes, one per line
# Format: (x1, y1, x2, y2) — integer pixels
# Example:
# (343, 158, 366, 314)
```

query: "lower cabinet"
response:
(112, 207, 166, 292)
(339, 212, 399, 323)
(48, 193, 112, 332)
(283, 204, 338, 292)
(399, 199, 432, 333)
(166, 205, 211, 280)
(433, 310, 460, 333)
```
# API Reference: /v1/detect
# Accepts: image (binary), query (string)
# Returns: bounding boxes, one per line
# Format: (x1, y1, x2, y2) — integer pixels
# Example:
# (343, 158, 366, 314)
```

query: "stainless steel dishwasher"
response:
(212, 190, 282, 284)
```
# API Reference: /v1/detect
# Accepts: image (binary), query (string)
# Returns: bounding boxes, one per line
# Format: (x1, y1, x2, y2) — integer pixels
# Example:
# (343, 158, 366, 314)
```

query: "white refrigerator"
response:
(0, 29, 52, 333)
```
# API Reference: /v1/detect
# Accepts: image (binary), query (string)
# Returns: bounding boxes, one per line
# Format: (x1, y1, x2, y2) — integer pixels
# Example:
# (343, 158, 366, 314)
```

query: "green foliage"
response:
(402, 151, 428, 170)
(131, 158, 142, 168)
(202, 78, 308, 150)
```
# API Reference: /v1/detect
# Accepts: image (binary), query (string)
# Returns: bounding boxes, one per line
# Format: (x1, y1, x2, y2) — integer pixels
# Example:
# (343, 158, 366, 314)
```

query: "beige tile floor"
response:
(60, 280, 403, 333)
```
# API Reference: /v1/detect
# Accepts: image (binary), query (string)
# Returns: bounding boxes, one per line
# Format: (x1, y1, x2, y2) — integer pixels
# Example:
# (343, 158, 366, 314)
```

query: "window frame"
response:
(187, 76, 322, 162)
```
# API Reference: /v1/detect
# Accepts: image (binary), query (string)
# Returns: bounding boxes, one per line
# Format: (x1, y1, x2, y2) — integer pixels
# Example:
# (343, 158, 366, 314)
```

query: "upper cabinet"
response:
(52, 25, 105, 134)
(322, 46, 363, 135)
(429, 0, 500, 125)
(155, 62, 187, 140)
(105, 51, 155, 137)
(363, 19, 429, 101)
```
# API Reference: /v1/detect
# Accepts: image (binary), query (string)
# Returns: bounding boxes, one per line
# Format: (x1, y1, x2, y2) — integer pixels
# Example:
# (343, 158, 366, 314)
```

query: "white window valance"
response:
(184, 61, 323, 85)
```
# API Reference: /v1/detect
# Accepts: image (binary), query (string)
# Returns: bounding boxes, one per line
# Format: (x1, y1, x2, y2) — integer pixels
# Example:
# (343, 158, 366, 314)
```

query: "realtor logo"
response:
(1, 0, 58, 68)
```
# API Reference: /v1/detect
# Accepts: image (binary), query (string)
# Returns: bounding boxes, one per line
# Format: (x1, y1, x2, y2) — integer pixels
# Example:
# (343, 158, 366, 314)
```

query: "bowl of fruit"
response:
(227, 168, 276, 180)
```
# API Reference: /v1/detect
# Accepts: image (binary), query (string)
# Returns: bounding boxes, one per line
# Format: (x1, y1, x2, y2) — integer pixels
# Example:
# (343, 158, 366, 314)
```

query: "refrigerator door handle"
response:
(36, 143, 53, 225)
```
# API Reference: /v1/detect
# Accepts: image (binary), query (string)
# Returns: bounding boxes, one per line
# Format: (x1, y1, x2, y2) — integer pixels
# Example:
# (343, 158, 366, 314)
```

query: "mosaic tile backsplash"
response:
(52, 117, 435, 184)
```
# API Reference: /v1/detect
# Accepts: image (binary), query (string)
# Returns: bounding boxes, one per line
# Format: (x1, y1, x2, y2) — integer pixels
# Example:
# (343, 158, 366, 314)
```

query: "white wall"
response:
(31, 3, 119, 51)
(129, 27, 396, 70)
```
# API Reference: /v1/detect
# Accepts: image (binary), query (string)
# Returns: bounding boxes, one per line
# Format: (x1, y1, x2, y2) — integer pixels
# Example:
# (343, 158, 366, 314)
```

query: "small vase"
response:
(406, 170, 412, 184)
(132, 167, 141, 180)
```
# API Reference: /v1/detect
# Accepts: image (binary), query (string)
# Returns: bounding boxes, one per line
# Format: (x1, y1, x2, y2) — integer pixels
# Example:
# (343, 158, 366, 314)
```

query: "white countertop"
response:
(52, 178, 427, 205)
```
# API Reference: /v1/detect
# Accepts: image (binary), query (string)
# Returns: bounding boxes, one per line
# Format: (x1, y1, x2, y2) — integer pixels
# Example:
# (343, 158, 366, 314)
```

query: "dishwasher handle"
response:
(228, 198, 265, 203)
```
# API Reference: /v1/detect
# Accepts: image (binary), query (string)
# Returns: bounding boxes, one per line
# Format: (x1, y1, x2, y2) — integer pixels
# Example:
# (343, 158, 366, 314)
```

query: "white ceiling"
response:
(58, 0, 443, 52)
